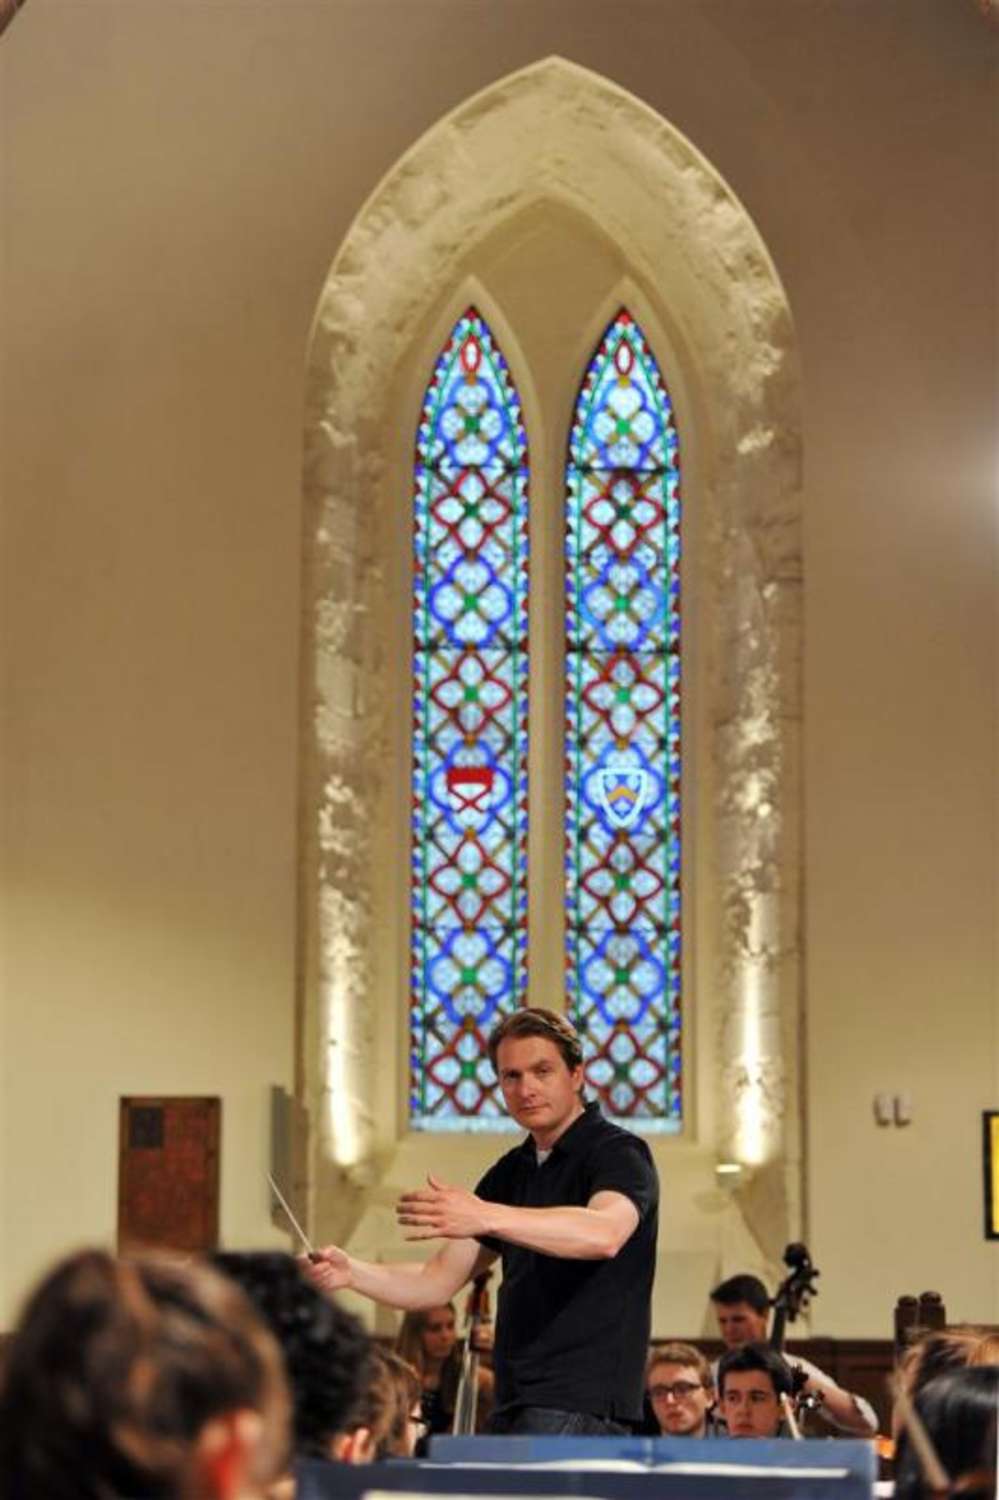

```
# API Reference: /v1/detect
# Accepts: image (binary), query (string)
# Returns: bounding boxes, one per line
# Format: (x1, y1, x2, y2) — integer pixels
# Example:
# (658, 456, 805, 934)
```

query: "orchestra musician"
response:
(716, 1343, 794, 1439)
(710, 1273, 876, 1435)
(395, 1302, 494, 1437)
(646, 1343, 719, 1438)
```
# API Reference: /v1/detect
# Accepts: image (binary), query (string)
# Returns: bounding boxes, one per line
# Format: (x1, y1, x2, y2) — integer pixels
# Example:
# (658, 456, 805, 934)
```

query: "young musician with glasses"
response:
(646, 1344, 718, 1438)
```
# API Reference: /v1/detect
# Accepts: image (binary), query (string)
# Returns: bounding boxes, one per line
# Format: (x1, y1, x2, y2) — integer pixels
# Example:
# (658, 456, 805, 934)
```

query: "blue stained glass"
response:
(410, 309, 529, 1129)
(565, 309, 682, 1128)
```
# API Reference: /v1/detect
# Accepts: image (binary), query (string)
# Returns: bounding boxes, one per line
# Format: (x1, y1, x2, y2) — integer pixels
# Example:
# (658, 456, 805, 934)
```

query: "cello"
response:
(451, 1270, 492, 1435)
(770, 1242, 821, 1433)
(770, 1241, 820, 1352)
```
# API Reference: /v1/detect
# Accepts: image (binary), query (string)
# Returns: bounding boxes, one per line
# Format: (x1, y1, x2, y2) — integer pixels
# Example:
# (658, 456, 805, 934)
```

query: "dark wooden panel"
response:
(117, 1096, 220, 1254)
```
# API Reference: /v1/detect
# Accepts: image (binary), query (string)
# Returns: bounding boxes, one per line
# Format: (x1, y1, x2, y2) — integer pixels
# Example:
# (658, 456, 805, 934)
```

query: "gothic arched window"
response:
(565, 310, 682, 1129)
(306, 60, 803, 1210)
(410, 309, 529, 1130)
(410, 305, 681, 1133)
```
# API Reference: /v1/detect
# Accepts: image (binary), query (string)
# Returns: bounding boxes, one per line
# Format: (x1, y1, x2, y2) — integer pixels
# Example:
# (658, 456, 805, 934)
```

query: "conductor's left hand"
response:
(396, 1174, 493, 1240)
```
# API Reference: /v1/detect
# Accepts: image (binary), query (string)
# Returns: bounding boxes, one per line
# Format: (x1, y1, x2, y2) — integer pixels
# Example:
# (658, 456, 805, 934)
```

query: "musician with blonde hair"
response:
(646, 1343, 718, 1438)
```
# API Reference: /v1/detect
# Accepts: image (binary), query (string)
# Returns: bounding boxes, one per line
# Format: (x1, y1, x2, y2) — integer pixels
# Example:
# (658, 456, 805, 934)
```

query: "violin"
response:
(451, 1271, 491, 1435)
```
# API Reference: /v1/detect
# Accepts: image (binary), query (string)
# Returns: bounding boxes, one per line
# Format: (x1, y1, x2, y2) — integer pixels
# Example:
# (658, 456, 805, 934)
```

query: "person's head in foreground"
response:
(377, 1351, 424, 1458)
(893, 1324, 999, 1438)
(716, 1342, 792, 1438)
(646, 1342, 714, 1437)
(894, 1366, 999, 1500)
(710, 1273, 770, 1349)
(0, 1247, 289, 1500)
(211, 1251, 372, 1465)
(331, 1345, 412, 1463)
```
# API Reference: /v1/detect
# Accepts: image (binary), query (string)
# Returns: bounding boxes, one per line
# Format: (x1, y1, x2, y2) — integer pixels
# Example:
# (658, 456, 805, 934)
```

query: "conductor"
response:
(307, 1007, 659, 1435)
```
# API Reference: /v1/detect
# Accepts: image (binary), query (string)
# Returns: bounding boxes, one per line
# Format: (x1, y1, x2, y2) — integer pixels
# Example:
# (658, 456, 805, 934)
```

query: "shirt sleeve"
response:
(791, 1355, 879, 1435)
(473, 1156, 509, 1253)
(585, 1131, 658, 1222)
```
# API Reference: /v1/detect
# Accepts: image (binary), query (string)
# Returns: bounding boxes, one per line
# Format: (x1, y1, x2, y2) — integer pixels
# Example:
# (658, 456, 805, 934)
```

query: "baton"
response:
(266, 1171, 321, 1260)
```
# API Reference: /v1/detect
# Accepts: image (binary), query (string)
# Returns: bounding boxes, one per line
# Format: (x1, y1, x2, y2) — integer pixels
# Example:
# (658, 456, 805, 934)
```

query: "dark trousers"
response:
(489, 1405, 630, 1437)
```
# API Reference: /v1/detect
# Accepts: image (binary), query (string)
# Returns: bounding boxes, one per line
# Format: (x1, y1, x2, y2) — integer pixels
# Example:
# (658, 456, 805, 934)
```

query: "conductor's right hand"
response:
(300, 1244, 351, 1294)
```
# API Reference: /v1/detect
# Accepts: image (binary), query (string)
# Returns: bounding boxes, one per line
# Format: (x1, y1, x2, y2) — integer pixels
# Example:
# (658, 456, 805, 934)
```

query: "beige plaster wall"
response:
(1, 0, 996, 1334)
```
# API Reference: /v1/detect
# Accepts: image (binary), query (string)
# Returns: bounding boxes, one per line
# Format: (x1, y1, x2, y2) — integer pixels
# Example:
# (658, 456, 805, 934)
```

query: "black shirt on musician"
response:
(474, 1099, 659, 1424)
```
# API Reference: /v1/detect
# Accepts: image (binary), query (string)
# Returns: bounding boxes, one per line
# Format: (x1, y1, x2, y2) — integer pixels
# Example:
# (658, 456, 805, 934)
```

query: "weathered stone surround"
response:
(299, 57, 803, 1264)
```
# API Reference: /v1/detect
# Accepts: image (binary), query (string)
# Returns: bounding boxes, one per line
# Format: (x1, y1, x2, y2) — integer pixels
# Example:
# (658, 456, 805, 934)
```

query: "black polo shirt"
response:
(474, 1100, 658, 1422)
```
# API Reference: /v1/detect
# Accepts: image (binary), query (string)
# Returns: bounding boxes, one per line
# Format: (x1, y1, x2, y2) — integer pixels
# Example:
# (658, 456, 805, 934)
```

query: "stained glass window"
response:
(565, 309, 682, 1128)
(410, 309, 529, 1130)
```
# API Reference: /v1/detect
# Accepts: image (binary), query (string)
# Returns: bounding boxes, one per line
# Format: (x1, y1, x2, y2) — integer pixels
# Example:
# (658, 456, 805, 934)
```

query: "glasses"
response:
(649, 1381, 704, 1401)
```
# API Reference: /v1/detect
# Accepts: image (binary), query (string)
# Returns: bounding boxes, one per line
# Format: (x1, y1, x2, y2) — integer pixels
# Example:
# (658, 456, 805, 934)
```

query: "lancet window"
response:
(410, 306, 681, 1131)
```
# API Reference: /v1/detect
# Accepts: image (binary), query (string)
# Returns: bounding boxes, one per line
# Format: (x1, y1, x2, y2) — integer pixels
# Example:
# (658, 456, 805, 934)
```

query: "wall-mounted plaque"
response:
(118, 1096, 220, 1253)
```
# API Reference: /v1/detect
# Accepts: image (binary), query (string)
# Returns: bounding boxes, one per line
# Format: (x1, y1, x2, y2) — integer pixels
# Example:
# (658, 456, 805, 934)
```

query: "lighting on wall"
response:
(323, 944, 363, 1169)
(715, 1161, 744, 1188)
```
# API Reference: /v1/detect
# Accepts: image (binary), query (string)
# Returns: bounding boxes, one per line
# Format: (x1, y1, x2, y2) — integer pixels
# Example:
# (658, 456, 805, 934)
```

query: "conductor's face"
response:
(495, 1035, 584, 1148)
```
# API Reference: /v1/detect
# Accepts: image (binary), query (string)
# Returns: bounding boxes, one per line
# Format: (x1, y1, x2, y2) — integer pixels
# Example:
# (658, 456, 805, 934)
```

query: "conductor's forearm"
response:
(344, 1256, 461, 1310)
(309, 1236, 484, 1311)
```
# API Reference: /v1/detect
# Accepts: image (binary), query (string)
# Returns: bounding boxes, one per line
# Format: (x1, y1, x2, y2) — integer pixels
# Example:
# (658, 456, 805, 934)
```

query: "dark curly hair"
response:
(211, 1250, 373, 1460)
(0, 1248, 289, 1500)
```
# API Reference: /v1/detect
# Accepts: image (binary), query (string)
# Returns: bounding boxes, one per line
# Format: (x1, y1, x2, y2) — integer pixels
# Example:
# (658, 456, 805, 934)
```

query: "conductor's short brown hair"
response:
(486, 1007, 584, 1075)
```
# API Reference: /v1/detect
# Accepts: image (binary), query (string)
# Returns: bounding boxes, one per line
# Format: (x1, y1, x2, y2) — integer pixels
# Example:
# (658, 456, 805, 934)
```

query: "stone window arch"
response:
(299, 57, 803, 1263)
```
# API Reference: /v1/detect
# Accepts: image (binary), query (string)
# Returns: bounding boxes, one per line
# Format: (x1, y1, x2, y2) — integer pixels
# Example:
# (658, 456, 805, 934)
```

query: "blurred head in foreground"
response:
(211, 1251, 374, 1464)
(0, 1247, 289, 1500)
(894, 1324, 999, 1435)
(894, 1365, 999, 1500)
(375, 1350, 423, 1458)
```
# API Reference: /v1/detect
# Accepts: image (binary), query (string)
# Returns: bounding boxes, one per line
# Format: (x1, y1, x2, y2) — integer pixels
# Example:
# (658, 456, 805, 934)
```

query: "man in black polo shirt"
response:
(307, 1007, 659, 1436)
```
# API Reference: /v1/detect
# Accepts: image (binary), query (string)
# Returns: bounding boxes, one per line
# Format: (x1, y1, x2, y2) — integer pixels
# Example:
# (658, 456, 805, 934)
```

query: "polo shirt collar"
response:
(523, 1098, 601, 1163)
